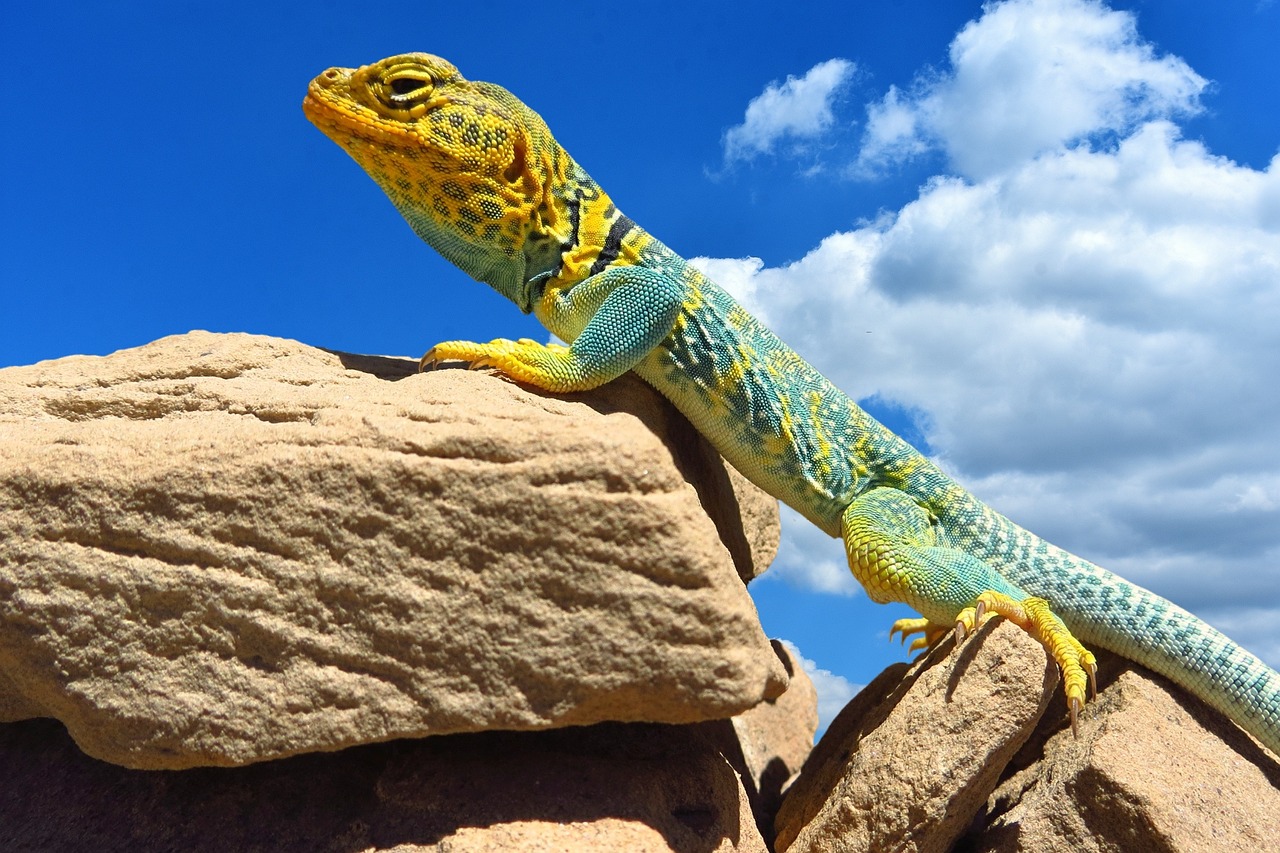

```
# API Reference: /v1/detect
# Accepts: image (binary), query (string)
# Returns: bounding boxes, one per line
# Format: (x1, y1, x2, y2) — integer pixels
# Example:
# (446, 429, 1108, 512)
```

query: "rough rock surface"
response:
(0, 331, 785, 770)
(776, 625, 1280, 853)
(775, 621, 1058, 853)
(0, 639, 818, 852)
(967, 649, 1280, 852)
(0, 716, 774, 852)
(701, 639, 820, 842)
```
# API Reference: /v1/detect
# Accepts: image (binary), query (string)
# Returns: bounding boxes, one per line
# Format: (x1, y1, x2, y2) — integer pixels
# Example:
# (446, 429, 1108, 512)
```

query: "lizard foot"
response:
(419, 338, 574, 388)
(889, 617, 951, 655)
(955, 591, 1098, 733)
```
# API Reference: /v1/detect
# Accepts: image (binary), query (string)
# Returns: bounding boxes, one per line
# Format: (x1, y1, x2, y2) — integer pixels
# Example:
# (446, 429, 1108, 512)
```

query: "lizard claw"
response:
(419, 339, 515, 373)
(951, 597, 995, 643)
(890, 616, 951, 656)
(413, 337, 584, 392)
(959, 591, 1098, 733)
(890, 617, 930, 644)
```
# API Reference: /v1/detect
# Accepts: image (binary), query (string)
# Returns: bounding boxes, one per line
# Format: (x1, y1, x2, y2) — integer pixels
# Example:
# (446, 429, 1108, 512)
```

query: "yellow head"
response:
(303, 53, 569, 310)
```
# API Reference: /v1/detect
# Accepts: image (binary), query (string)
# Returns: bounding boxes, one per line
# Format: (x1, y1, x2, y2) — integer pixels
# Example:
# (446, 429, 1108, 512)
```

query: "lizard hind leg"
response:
(842, 488, 1098, 728)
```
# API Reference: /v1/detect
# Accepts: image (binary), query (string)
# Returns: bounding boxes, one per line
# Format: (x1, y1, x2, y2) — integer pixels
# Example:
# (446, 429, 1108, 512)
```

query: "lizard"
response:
(303, 52, 1280, 756)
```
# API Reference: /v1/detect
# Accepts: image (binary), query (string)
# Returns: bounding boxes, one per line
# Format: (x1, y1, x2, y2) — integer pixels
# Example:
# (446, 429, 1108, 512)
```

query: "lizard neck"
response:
(525, 162, 641, 287)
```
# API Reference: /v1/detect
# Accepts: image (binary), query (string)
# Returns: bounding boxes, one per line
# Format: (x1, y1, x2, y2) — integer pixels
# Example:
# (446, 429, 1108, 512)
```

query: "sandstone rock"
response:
(967, 649, 1280, 852)
(0, 331, 785, 770)
(775, 621, 1057, 853)
(0, 716, 770, 852)
(701, 638, 820, 844)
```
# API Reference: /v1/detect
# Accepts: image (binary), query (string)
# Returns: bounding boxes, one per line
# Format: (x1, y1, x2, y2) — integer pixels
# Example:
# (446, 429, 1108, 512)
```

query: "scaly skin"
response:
(304, 53, 1280, 753)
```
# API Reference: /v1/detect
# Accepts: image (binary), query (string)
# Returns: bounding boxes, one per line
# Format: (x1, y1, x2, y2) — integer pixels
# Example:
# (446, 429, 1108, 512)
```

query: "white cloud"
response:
(853, 85, 930, 177)
(722, 58, 856, 164)
(687, 256, 773, 326)
(767, 505, 860, 596)
(704, 0, 1280, 667)
(856, 0, 1208, 178)
(782, 641, 863, 735)
(1234, 484, 1278, 513)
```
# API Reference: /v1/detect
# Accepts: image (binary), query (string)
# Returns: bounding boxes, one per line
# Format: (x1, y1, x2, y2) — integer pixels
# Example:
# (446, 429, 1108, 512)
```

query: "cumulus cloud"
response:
(782, 641, 863, 734)
(856, 0, 1209, 178)
(722, 58, 856, 164)
(696, 0, 1280, 666)
(854, 85, 931, 176)
(771, 505, 861, 596)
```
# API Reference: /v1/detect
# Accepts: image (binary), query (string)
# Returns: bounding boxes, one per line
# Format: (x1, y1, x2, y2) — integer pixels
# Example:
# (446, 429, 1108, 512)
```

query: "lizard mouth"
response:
(302, 70, 422, 151)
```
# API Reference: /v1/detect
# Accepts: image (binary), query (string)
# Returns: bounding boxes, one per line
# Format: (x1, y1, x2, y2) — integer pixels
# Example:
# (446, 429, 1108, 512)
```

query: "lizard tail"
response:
(1027, 553, 1280, 757)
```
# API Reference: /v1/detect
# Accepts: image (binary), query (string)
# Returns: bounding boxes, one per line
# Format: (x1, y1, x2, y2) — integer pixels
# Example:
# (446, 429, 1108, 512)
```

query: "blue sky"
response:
(5, 0, 1279, 731)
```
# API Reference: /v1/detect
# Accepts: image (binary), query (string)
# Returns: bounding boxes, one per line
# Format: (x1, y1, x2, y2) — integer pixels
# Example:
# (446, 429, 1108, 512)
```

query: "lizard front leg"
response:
(421, 267, 685, 393)
(842, 487, 1097, 727)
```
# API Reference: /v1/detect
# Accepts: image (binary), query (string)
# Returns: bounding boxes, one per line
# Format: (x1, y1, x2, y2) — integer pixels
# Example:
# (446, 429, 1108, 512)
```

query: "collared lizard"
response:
(303, 53, 1280, 755)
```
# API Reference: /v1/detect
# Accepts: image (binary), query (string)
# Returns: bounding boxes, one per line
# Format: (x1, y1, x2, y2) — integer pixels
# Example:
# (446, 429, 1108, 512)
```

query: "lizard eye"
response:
(390, 77, 428, 96)
(379, 69, 436, 110)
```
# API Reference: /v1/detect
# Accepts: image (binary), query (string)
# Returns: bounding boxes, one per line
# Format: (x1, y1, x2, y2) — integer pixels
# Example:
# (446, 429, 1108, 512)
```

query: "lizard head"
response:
(303, 53, 567, 312)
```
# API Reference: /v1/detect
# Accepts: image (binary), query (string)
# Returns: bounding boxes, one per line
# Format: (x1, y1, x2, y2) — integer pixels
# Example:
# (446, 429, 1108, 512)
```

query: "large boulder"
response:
(0, 716, 771, 852)
(0, 631, 819, 853)
(775, 621, 1055, 853)
(0, 331, 785, 769)
(0, 630, 819, 850)
(775, 622, 1280, 852)
(967, 648, 1280, 852)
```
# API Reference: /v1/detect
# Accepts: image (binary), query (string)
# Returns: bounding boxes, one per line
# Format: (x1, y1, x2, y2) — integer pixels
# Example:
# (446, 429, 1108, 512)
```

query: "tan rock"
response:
(701, 638, 820, 844)
(0, 331, 785, 769)
(968, 649, 1280, 852)
(775, 620, 1057, 853)
(0, 716, 768, 852)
